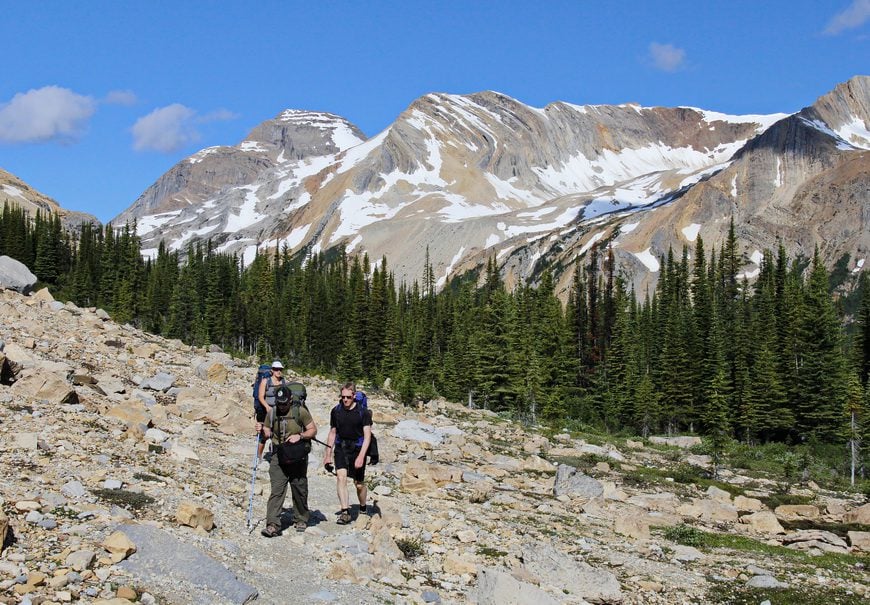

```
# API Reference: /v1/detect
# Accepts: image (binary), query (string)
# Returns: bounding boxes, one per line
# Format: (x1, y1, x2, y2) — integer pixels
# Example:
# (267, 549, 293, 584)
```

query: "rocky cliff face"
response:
(0, 169, 98, 231)
(114, 77, 869, 294)
(1, 286, 869, 604)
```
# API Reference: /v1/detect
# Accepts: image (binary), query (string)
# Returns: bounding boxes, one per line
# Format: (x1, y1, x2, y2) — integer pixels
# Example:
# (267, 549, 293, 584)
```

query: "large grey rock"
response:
(391, 420, 462, 445)
(521, 544, 623, 603)
(553, 464, 603, 499)
(470, 568, 561, 605)
(140, 372, 175, 392)
(116, 523, 257, 604)
(0, 256, 37, 294)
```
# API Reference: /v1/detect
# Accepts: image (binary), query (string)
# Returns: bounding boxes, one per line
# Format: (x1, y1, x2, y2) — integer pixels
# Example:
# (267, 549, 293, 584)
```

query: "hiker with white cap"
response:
(257, 360, 287, 450)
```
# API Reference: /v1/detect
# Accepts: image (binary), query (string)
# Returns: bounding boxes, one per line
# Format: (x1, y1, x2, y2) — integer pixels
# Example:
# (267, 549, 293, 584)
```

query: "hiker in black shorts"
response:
(323, 382, 372, 524)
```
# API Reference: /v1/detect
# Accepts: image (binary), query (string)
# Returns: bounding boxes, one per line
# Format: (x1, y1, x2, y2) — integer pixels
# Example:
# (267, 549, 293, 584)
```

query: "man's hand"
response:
(263, 427, 271, 438)
(354, 455, 365, 469)
(286, 434, 301, 443)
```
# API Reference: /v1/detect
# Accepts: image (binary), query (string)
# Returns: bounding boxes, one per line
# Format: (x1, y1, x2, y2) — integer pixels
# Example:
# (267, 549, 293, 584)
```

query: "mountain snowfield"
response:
(114, 76, 870, 294)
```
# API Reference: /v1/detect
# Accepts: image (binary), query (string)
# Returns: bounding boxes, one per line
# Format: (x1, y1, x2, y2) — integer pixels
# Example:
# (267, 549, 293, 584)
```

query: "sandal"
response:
(261, 524, 281, 538)
(336, 510, 352, 525)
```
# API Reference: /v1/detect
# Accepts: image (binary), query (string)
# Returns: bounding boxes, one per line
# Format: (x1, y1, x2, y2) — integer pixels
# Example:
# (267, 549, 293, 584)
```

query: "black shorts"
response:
(334, 442, 366, 482)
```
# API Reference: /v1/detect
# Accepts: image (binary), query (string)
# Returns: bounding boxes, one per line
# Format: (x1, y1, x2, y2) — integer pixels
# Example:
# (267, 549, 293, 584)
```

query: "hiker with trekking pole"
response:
(323, 382, 374, 525)
(258, 382, 316, 537)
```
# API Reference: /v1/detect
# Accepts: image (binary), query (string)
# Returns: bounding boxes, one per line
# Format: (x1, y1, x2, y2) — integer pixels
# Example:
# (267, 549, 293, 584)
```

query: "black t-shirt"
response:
(330, 403, 373, 444)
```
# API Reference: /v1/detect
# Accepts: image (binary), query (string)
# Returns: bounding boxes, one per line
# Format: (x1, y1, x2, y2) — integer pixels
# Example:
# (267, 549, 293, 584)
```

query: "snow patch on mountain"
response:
(682, 223, 701, 242)
(835, 116, 870, 150)
(2, 184, 26, 199)
(633, 248, 660, 272)
(224, 186, 267, 233)
(437, 247, 466, 289)
(137, 210, 183, 236)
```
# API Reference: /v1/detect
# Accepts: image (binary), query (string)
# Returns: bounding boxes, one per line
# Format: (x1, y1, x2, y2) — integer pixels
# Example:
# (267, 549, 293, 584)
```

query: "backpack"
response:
(273, 383, 312, 463)
(334, 391, 379, 465)
(252, 364, 272, 413)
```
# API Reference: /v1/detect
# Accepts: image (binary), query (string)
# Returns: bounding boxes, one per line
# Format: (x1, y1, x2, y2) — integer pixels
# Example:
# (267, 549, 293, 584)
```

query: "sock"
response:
(359, 504, 367, 513)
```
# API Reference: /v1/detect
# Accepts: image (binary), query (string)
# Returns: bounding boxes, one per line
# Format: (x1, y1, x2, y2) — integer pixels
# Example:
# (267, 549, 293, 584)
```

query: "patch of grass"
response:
(760, 493, 813, 510)
(147, 466, 171, 478)
(395, 536, 425, 559)
(549, 453, 611, 468)
(780, 519, 870, 537)
(50, 506, 79, 520)
(661, 524, 870, 573)
(91, 488, 155, 510)
(621, 463, 743, 497)
(707, 582, 866, 605)
(7, 404, 34, 414)
(476, 546, 508, 559)
(132, 472, 164, 483)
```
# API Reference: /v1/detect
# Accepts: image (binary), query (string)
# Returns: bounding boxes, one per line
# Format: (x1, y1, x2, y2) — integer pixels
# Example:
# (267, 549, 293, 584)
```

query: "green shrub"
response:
(395, 536, 424, 559)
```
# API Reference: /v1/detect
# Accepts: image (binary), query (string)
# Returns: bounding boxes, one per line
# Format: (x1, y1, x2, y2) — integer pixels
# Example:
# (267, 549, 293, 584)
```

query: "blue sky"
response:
(0, 0, 867, 222)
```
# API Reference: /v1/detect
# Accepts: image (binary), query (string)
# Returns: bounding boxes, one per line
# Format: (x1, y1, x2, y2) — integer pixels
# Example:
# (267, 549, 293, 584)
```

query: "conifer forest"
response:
(2, 204, 869, 463)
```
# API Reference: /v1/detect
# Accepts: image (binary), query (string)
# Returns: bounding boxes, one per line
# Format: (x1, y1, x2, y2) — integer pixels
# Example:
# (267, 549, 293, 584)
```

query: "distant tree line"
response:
(1, 203, 868, 462)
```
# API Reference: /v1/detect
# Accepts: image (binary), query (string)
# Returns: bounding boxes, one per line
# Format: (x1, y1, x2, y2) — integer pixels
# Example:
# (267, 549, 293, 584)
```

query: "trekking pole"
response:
(245, 435, 260, 530)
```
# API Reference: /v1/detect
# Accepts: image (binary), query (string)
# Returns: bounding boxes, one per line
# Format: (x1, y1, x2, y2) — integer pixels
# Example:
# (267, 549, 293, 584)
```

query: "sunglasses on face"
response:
(340, 395, 353, 400)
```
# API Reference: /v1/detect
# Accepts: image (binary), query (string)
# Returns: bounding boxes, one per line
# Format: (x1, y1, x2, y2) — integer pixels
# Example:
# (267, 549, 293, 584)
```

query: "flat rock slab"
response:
(115, 523, 257, 604)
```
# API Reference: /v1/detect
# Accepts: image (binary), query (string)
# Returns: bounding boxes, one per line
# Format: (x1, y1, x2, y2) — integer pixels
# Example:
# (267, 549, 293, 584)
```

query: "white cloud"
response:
(824, 0, 870, 35)
(131, 103, 199, 152)
(199, 108, 238, 122)
(104, 90, 138, 106)
(0, 86, 96, 143)
(130, 104, 237, 153)
(648, 42, 686, 72)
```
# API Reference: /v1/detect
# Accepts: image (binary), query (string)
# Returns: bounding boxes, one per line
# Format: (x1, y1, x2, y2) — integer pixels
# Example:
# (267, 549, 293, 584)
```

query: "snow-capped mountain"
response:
(114, 76, 869, 294)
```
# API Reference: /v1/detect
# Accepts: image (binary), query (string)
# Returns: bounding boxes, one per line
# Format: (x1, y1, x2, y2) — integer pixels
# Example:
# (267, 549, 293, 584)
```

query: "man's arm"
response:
(354, 425, 372, 469)
(324, 427, 336, 465)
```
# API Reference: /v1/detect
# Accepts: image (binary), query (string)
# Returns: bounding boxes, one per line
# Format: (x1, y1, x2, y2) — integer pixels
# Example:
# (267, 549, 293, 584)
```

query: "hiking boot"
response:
(295, 520, 307, 532)
(336, 510, 352, 525)
(261, 524, 281, 538)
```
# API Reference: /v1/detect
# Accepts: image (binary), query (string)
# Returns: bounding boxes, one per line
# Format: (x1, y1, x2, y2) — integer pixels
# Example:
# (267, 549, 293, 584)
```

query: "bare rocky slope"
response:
(0, 169, 98, 231)
(112, 77, 869, 296)
(1, 286, 870, 604)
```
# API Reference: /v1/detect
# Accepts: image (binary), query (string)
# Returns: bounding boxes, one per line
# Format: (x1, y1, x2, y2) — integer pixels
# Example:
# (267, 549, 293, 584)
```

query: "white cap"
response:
(271, 360, 284, 369)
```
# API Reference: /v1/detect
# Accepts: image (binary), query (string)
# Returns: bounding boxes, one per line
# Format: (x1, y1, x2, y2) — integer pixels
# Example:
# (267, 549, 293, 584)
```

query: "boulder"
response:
(705, 486, 732, 503)
(648, 436, 701, 448)
(101, 530, 137, 563)
(176, 501, 214, 531)
(442, 553, 478, 576)
(0, 255, 37, 293)
(470, 568, 561, 605)
(32, 287, 54, 303)
(774, 504, 820, 522)
(843, 502, 870, 525)
(733, 495, 765, 512)
(521, 544, 624, 603)
(678, 498, 739, 523)
(117, 523, 257, 604)
(10, 373, 78, 404)
(140, 372, 175, 392)
(739, 511, 785, 535)
(847, 531, 870, 552)
(553, 464, 604, 499)
(400, 460, 439, 495)
(391, 419, 462, 445)
(614, 514, 650, 540)
(195, 361, 228, 383)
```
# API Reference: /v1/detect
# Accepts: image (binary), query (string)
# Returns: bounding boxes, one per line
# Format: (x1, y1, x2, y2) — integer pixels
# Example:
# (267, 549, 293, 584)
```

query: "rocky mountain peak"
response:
(0, 168, 98, 230)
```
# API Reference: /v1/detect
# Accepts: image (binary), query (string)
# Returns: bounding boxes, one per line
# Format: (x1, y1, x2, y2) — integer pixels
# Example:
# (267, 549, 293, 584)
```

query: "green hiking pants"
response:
(266, 456, 309, 527)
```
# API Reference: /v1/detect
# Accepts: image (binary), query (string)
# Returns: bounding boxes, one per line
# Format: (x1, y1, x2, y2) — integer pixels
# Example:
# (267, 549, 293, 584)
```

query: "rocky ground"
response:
(1, 286, 869, 605)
